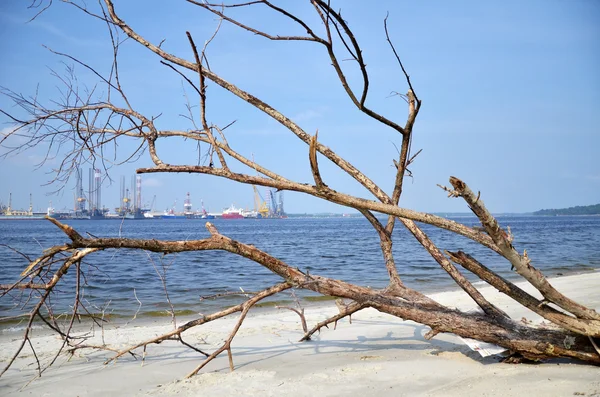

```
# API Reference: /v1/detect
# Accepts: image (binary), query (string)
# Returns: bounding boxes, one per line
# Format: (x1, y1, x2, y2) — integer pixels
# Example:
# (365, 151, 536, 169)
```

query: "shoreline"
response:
(2, 267, 598, 334)
(1, 271, 599, 396)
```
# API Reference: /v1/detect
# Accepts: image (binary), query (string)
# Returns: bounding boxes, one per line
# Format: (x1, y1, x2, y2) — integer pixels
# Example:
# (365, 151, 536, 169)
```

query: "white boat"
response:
(242, 210, 260, 218)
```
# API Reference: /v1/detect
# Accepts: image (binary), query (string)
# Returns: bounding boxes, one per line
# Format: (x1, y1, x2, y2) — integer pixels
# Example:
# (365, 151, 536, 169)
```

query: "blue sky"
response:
(0, 0, 598, 214)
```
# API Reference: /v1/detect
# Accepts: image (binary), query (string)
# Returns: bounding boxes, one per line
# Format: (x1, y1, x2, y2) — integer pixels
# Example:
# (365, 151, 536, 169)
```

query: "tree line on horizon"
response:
(534, 203, 600, 216)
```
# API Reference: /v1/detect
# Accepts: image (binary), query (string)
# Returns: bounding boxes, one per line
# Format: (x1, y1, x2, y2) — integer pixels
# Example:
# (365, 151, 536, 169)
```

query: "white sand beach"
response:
(1, 272, 599, 396)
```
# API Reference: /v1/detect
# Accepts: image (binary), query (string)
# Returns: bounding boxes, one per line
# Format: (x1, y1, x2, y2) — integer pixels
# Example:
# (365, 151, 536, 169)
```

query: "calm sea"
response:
(1, 216, 599, 323)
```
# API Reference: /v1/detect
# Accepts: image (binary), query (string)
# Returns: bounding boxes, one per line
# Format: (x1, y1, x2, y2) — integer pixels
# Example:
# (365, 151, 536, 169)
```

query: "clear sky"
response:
(0, 0, 598, 214)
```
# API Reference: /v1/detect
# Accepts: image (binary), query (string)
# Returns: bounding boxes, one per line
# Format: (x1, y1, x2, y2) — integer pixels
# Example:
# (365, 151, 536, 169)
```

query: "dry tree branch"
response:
(447, 176, 600, 322)
(160, 61, 201, 96)
(188, 0, 325, 43)
(146, 252, 178, 327)
(313, 0, 369, 107)
(276, 290, 309, 334)
(400, 218, 509, 320)
(27, 0, 53, 22)
(1, 247, 99, 378)
(277, 304, 308, 334)
(311, 0, 406, 134)
(42, 260, 85, 376)
(200, 290, 260, 301)
(105, 282, 291, 366)
(383, 13, 420, 106)
(300, 300, 364, 342)
(185, 31, 228, 170)
(447, 250, 599, 336)
(185, 282, 291, 377)
(309, 130, 326, 189)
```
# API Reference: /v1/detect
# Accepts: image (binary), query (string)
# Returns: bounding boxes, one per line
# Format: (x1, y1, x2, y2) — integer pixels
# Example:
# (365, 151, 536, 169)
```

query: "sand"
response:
(1, 272, 599, 396)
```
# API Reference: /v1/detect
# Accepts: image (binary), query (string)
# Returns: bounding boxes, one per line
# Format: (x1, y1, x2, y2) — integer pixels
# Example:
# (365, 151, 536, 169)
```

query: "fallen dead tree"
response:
(1, 0, 599, 382)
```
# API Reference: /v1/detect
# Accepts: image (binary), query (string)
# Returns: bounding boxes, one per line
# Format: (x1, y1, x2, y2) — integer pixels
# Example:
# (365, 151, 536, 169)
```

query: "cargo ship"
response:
(1, 194, 56, 220)
(0, 213, 47, 221)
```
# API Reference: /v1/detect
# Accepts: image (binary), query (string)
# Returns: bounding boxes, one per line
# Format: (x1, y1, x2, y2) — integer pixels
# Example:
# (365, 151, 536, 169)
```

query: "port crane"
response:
(253, 186, 270, 218)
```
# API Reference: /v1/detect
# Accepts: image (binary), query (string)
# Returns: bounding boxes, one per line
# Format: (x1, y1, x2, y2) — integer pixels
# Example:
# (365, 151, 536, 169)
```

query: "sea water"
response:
(1, 215, 599, 322)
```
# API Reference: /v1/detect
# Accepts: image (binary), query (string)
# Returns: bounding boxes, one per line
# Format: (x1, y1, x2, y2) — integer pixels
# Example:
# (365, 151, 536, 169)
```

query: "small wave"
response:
(1, 324, 44, 333)
(142, 309, 197, 317)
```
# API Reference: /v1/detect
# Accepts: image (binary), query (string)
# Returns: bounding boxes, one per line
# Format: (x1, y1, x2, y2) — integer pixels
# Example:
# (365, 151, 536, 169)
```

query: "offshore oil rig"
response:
(68, 169, 147, 219)
(115, 175, 146, 219)
(73, 168, 106, 219)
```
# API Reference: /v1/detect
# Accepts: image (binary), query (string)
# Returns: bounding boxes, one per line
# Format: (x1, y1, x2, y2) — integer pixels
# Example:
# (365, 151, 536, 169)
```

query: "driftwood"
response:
(0, 0, 599, 382)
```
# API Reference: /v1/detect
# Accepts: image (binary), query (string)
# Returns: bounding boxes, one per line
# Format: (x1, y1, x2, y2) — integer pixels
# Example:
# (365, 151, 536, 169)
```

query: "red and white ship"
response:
(221, 204, 244, 219)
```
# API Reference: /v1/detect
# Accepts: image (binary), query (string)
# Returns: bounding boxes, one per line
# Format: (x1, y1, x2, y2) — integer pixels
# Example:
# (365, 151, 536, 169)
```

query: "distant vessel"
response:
(159, 208, 187, 219)
(0, 213, 47, 221)
(0, 193, 50, 220)
(200, 200, 214, 219)
(242, 210, 260, 219)
(160, 214, 187, 219)
(47, 209, 72, 220)
(222, 204, 244, 219)
(158, 195, 187, 220)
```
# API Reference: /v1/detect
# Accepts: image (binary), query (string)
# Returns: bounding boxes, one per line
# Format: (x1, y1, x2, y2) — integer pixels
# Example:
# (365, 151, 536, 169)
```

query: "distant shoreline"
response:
(4, 212, 600, 220)
(533, 203, 600, 216)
